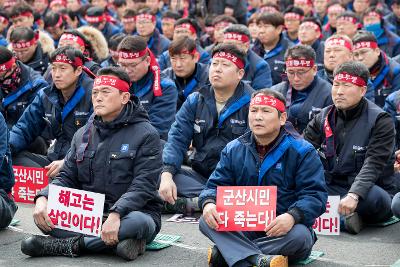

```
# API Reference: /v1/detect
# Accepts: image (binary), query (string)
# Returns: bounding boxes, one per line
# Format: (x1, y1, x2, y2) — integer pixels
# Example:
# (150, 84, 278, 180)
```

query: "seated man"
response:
(352, 30, 400, 107)
(21, 66, 163, 261)
(223, 24, 273, 90)
(85, 6, 122, 41)
(298, 17, 324, 71)
(199, 89, 328, 267)
(10, 47, 94, 176)
(304, 61, 395, 234)
(159, 44, 254, 212)
(0, 112, 17, 229)
(117, 35, 177, 141)
(162, 37, 210, 110)
(335, 12, 360, 40)
(272, 45, 332, 133)
(283, 6, 304, 44)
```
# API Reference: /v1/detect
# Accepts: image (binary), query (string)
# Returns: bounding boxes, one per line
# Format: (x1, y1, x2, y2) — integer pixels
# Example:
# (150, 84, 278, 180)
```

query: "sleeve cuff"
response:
(201, 198, 216, 210)
(162, 164, 178, 176)
(287, 207, 304, 224)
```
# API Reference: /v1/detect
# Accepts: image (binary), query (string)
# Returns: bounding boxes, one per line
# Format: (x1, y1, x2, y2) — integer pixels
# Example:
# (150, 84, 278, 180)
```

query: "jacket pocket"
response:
(354, 150, 367, 171)
(231, 125, 247, 137)
(76, 150, 95, 183)
(109, 150, 136, 184)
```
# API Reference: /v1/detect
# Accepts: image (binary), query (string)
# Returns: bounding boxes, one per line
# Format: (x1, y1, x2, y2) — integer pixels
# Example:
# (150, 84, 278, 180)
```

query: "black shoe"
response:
(116, 238, 146, 261)
(163, 198, 188, 214)
(207, 245, 228, 267)
(21, 235, 82, 257)
(256, 254, 288, 267)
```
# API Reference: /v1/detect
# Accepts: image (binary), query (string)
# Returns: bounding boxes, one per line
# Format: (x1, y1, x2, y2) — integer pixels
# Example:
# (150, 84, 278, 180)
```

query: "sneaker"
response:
(207, 245, 228, 267)
(21, 235, 82, 257)
(116, 238, 146, 261)
(256, 254, 288, 267)
(345, 212, 364, 234)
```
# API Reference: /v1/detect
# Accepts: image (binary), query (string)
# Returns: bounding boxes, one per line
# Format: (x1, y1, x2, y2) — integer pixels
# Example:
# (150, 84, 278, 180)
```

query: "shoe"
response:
(163, 198, 188, 214)
(256, 254, 288, 267)
(21, 235, 82, 257)
(207, 245, 228, 267)
(116, 238, 146, 261)
(345, 212, 364, 234)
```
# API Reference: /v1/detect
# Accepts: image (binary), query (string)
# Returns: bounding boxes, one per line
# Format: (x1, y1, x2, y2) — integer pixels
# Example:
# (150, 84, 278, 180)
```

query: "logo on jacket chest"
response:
(121, 144, 129, 152)
(230, 119, 246, 125)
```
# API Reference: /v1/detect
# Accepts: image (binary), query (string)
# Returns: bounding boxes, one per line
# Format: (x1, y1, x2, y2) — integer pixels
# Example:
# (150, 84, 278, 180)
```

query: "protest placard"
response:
(216, 186, 277, 231)
(47, 184, 105, 237)
(312, 195, 340, 235)
(11, 166, 49, 203)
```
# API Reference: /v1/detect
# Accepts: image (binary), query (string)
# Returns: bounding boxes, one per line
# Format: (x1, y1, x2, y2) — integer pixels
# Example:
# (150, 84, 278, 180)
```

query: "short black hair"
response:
(333, 61, 370, 85)
(300, 17, 322, 31)
(168, 36, 196, 56)
(283, 5, 304, 17)
(175, 18, 200, 34)
(50, 46, 86, 70)
(224, 24, 251, 40)
(44, 12, 66, 28)
(97, 66, 131, 85)
(122, 8, 136, 18)
(137, 7, 153, 16)
(0, 10, 10, 22)
(118, 35, 148, 53)
(162, 10, 181, 20)
(337, 11, 359, 23)
(212, 15, 238, 26)
(60, 9, 80, 22)
(0, 47, 13, 64)
(251, 88, 286, 116)
(108, 33, 127, 51)
(284, 44, 316, 61)
(113, 0, 127, 8)
(257, 12, 285, 27)
(10, 4, 33, 18)
(86, 6, 105, 17)
(352, 30, 377, 44)
(9, 27, 36, 43)
(211, 43, 246, 67)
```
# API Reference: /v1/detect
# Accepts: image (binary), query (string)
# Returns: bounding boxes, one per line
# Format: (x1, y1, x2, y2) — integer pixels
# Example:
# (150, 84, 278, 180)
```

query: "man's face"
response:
(171, 53, 198, 78)
(13, 43, 37, 63)
(336, 20, 358, 38)
(66, 0, 80, 11)
(12, 15, 34, 28)
(173, 27, 196, 41)
(249, 101, 286, 139)
(162, 19, 175, 40)
(92, 85, 129, 121)
(327, 5, 345, 27)
(146, 0, 159, 12)
(33, 0, 47, 13)
(332, 80, 366, 110)
(324, 44, 352, 71)
(89, 20, 106, 31)
(51, 62, 81, 90)
(392, 4, 400, 18)
(213, 23, 230, 43)
(353, 0, 369, 14)
(50, 3, 65, 12)
(122, 18, 135, 34)
(118, 56, 150, 82)
(353, 47, 380, 68)
(298, 23, 320, 44)
(363, 15, 381, 26)
(314, 0, 328, 14)
(91, 0, 108, 8)
(209, 57, 244, 90)
(136, 18, 156, 37)
(284, 17, 301, 34)
(257, 23, 281, 46)
(248, 22, 259, 40)
(294, 1, 312, 15)
(46, 25, 65, 40)
(286, 65, 317, 90)
(58, 38, 85, 52)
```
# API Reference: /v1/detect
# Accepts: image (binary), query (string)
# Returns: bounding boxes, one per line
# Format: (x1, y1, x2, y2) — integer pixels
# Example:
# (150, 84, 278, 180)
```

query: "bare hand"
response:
(265, 213, 295, 237)
(158, 172, 177, 204)
(202, 203, 223, 230)
(45, 159, 65, 178)
(101, 212, 121, 246)
(33, 196, 54, 233)
(338, 194, 358, 215)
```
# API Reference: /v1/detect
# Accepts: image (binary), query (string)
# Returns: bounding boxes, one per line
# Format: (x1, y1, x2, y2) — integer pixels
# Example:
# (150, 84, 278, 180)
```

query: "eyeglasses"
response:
(286, 68, 313, 77)
(118, 56, 147, 70)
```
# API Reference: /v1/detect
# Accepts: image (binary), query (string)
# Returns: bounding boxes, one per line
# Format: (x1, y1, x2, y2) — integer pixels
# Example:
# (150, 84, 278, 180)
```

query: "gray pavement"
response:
(0, 203, 399, 267)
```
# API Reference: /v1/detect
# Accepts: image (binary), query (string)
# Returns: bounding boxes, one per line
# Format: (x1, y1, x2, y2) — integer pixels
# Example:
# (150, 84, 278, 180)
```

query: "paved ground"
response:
(1, 203, 399, 267)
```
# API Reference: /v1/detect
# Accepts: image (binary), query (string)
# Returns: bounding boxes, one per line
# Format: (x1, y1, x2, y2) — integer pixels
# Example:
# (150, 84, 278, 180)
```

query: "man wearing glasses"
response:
(271, 45, 332, 133)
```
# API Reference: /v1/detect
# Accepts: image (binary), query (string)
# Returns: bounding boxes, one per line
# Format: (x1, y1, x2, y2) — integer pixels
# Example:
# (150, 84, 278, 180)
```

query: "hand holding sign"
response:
(265, 213, 295, 237)
(33, 196, 55, 232)
(203, 203, 223, 230)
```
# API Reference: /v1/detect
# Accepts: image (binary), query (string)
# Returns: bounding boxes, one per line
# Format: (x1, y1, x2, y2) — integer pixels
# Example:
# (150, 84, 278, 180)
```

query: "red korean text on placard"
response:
(11, 166, 49, 203)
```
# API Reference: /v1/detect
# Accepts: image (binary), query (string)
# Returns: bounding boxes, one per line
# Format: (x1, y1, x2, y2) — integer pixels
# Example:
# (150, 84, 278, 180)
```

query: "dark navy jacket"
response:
(147, 28, 171, 58)
(129, 70, 177, 140)
(0, 61, 48, 128)
(10, 74, 93, 161)
(158, 44, 211, 70)
(384, 90, 400, 148)
(243, 50, 273, 90)
(252, 34, 294, 85)
(162, 81, 254, 178)
(283, 31, 299, 44)
(199, 128, 328, 227)
(374, 28, 400, 57)
(26, 43, 50, 75)
(272, 76, 333, 133)
(162, 62, 210, 110)
(311, 39, 325, 71)
(100, 56, 118, 68)
(385, 13, 400, 36)
(0, 112, 14, 193)
(101, 21, 122, 40)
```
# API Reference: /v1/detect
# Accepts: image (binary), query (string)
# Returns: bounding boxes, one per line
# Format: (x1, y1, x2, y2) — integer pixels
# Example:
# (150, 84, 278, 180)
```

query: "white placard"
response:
(312, 195, 340, 235)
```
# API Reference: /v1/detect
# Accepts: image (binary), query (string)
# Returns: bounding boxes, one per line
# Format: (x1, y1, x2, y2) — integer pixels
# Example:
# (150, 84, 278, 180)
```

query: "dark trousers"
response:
(392, 192, 400, 218)
(45, 211, 157, 253)
(327, 183, 393, 223)
(0, 189, 17, 229)
(12, 151, 51, 168)
(173, 166, 207, 198)
(199, 217, 314, 267)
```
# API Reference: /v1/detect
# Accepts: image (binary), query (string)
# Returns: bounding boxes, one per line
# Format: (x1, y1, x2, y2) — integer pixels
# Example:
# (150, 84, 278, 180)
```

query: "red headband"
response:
(260, 6, 278, 13)
(0, 16, 9, 25)
(50, 0, 66, 8)
(284, 12, 303, 20)
(328, 5, 345, 13)
(52, 53, 83, 67)
(11, 12, 33, 19)
(12, 32, 39, 49)
(0, 57, 15, 72)
(213, 51, 245, 69)
(337, 16, 358, 24)
(162, 17, 176, 23)
(49, 15, 64, 28)
(122, 17, 135, 23)
(214, 21, 231, 29)
(353, 41, 378, 50)
(365, 11, 381, 19)
(59, 33, 86, 48)
(175, 23, 197, 34)
(118, 48, 162, 97)
(85, 15, 105, 24)
(285, 57, 314, 68)
(334, 72, 366, 87)
(179, 48, 197, 55)
(224, 32, 250, 43)
(294, 0, 312, 5)
(300, 21, 321, 32)
(135, 14, 156, 22)
(325, 37, 352, 51)
(250, 94, 286, 113)
(93, 75, 130, 92)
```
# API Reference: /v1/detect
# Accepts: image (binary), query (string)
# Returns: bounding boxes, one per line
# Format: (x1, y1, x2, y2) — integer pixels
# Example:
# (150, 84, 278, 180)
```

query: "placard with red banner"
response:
(312, 195, 340, 235)
(47, 184, 105, 237)
(216, 186, 277, 231)
(11, 166, 49, 203)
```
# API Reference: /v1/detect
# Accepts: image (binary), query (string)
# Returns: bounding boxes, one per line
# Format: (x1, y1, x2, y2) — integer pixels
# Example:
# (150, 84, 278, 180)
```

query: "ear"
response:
(121, 92, 131, 104)
(238, 68, 245, 80)
(276, 25, 284, 33)
(279, 111, 287, 126)
(75, 66, 83, 77)
(360, 85, 367, 97)
(194, 52, 200, 62)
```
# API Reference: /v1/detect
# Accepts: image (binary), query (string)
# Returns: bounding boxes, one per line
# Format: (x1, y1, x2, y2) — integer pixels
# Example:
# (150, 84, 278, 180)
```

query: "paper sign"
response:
(216, 186, 277, 231)
(47, 184, 105, 237)
(312, 195, 340, 235)
(11, 166, 49, 203)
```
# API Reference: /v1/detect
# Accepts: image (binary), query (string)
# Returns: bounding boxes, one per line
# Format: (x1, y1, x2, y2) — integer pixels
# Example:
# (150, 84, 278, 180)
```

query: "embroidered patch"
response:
(121, 144, 129, 152)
